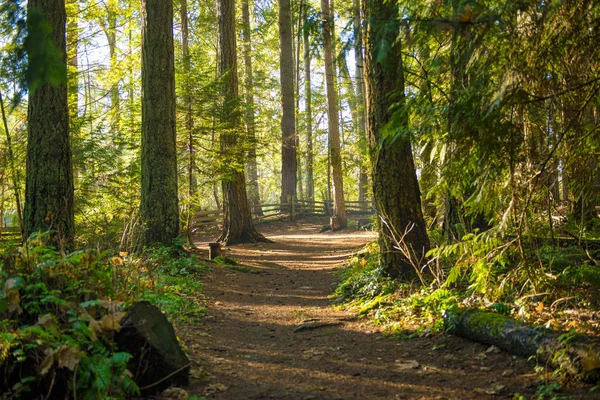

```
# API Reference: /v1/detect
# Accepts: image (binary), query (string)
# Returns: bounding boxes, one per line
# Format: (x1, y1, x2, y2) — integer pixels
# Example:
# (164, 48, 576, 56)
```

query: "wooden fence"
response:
(0, 226, 21, 242)
(192, 199, 375, 230)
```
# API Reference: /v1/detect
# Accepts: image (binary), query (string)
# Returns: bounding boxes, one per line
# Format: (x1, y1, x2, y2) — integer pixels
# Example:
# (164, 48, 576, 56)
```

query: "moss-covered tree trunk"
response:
(322, 0, 347, 229)
(140, 0, 179, 246)
(279, 0, 297, 207)
(24, 0, 74, 246)
(217, 0, 268, 245)
(363, 0, 430, 279)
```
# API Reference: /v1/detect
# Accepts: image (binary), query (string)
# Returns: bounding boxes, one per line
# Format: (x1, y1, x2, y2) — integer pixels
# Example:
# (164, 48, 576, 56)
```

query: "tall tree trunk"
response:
(217, 0, 268, 245)
(279, 0, 297, 207)
(0, 91, 23, 235)
(295, 0, 304, 200)
(353, 0, 368, 208)
(363, 0, 430, 279)
(181, 0, 196, 240)
(24, 0, 74, 246)
(303, 22, 314, 202)
(66, 0, 78, 124)
(106, 0, 120, 133)
(241, 0, 262, 216)
(140, 0, 179, 245)
(322, 0, 347, 229)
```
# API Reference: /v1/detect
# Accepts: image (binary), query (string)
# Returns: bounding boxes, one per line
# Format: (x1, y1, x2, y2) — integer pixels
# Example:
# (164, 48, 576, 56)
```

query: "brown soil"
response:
(172, 218, 596, 400)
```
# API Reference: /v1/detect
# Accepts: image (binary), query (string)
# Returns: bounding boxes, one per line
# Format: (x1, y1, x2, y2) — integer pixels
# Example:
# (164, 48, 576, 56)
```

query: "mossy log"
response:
(444, 309, 600, 381)
(115, 301, 190, 395)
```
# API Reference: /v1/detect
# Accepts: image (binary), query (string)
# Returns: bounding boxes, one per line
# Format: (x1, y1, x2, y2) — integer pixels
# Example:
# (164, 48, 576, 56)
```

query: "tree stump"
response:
(209, 242, 221, 260)
(115, 301, 190, 395)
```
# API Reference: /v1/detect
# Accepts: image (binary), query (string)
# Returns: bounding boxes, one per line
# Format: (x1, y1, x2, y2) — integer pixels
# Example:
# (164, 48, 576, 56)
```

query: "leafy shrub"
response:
(0, 233, 139, 398)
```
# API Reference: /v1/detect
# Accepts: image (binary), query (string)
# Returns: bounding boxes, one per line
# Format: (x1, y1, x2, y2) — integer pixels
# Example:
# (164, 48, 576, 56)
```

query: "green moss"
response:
(468, 311, 508, 335)
(223, 264, 261, 274)
(214, 255, 238, 266)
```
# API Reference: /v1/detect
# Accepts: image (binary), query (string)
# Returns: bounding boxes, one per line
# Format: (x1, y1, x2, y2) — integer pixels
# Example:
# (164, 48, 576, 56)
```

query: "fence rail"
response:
(192, 199, 375, 230)
(0, 226, 21, 242)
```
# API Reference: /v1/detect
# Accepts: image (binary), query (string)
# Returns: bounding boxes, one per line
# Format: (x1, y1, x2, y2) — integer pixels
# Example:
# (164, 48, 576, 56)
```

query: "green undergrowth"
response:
(335, 231, 600, 339)
(333, 242, 459, 338)
(213, 255, 261, 274)
(0, 232, 208, 398)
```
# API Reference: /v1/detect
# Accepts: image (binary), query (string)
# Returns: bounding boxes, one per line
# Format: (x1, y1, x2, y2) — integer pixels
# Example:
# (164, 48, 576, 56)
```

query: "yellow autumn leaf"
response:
(535, 302, 544, 313)
(111, 256, 124, 265)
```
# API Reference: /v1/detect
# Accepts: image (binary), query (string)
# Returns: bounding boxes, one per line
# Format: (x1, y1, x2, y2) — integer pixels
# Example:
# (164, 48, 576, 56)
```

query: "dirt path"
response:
(176, 219, 594, 400)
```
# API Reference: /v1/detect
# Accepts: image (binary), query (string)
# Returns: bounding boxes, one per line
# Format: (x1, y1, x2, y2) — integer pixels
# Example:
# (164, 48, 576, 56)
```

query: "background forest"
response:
(1, 0, 599, 398)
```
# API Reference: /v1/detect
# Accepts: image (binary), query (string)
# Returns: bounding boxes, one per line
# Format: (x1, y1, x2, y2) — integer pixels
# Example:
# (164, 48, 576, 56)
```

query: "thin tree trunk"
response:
(322, 0, 347, 229)
(241, 0, 262, 216)
(279, 0, 297, 207)
(363, 0, 430, 279)
(353, 0, 368, 208)
(303, 20, 314, 202)
(295, 0, 304, 200)
(140, 0, 179, 245)
(0, 91, 23, 235)
(181, 0, 196, 240)
(25, 0, 74, 246)
(66, 0, 78, 123)
(217, 0, 269, 245)
(106, 0, 120, 133)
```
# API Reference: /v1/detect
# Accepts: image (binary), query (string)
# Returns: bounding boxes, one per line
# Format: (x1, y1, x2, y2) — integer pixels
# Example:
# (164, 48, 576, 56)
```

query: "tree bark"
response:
(180, 0, 196, 240)
(279, 0, 297, 207)
(241, 0, 262, 216)
(322, 0, 347, 229)
(353, 0, 369, 208)
(303, 21, 314, 202)
(106, 0, 120, 133)
(217, 0, 269, 245)
(0, 91, 23, 235)
(24, 0, 74, 247)
(66, 0, 78, 124)
(140, 0, 179, 246)
(363, 0, 430, 279)
(445, 309, 600, 382)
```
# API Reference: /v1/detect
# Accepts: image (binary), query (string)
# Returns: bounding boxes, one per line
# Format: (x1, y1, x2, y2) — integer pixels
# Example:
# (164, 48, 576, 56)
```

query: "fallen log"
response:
(115, 301, 190, 395)
(443, 309, 600, 382)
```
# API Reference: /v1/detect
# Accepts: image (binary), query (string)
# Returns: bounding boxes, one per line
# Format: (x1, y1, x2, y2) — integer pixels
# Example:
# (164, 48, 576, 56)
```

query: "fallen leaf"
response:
(36, 314, 56, 327)
(101, 311, 127, 331)
(485, 345, 501, 353)
(99, 300, 124, 313)
(162, 387, 189, 400)
(395, 359, 420, 370)
(57, 346, 83, 371)
(204, 383, 228, 395)
(39, 348, 57, 376)
(535, 302, 544, 313)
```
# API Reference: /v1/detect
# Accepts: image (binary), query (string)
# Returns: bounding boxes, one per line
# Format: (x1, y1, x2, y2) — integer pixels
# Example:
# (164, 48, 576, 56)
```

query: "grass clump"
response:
(213, 255, 260, 274)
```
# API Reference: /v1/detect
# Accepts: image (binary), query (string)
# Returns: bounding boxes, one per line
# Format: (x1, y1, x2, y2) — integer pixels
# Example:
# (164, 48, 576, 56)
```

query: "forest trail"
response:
(176, 219, 590, 400)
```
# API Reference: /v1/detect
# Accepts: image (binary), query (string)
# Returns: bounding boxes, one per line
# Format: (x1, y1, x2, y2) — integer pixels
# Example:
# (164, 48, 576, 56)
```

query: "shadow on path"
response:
(178, 219, 591, 400)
